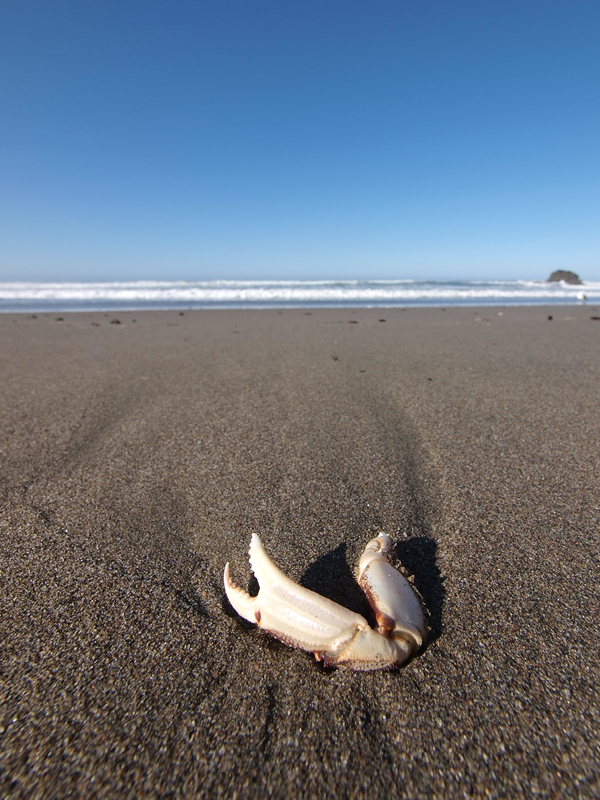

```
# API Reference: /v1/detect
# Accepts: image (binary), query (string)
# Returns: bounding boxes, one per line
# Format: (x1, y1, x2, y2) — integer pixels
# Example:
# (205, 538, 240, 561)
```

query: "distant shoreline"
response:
(0, 277, 598, 313)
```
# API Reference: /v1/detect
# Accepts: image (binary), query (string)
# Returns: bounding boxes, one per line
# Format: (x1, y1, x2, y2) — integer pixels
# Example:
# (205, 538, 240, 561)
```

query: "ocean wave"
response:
(1, 279, 598, 311)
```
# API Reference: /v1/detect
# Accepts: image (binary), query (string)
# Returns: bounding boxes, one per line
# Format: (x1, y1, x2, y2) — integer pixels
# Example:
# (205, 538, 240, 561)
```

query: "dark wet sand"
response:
(1, 306, 599, 798)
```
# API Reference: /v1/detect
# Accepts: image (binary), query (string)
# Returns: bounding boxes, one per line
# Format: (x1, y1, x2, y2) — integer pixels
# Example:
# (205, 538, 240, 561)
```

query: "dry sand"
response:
(1, 306, 599, 798)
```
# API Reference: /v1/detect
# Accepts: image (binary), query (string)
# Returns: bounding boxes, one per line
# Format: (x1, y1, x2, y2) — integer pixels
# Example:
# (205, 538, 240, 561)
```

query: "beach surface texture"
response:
(1, 306, 599, 798)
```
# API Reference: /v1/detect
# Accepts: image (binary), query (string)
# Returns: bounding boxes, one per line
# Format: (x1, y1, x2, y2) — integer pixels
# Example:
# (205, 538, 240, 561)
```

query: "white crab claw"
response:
(223, 533, 428, 671)
(225, 534, 372, 659)
(357, 533, 428, 652)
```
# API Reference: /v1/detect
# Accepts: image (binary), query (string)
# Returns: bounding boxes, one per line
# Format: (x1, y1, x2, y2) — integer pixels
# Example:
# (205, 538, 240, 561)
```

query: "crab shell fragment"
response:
(223, 533, 428, 671)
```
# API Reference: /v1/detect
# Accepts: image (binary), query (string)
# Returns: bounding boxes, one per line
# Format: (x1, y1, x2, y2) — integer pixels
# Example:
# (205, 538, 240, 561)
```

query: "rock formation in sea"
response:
(547, 270, 583, 285)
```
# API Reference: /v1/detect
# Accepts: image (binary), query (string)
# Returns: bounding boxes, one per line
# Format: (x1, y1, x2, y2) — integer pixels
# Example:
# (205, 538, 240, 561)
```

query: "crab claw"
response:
(223, 533, 427, 671)
(357, 533, 428, 652)
(224, 534, 377, 662)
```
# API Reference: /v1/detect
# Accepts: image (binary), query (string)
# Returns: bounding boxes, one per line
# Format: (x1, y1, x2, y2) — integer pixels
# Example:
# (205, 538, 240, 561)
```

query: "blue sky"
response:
(1, 1, 599, 282)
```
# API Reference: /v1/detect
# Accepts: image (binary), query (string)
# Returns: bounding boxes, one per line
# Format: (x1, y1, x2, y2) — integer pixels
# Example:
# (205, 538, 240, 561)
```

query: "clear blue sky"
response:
(1, 1, 599, 282)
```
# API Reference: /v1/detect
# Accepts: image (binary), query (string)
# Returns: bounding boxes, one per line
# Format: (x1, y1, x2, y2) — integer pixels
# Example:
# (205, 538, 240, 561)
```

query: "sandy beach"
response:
(1, 306, 599, 798)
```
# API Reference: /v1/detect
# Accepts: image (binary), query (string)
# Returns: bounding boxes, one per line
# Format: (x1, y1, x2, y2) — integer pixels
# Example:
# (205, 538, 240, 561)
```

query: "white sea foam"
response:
(1, 279, 598, 312)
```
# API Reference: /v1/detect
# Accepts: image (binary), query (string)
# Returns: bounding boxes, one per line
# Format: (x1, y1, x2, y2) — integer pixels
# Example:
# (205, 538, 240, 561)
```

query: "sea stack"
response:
(547, 270, 583, 285)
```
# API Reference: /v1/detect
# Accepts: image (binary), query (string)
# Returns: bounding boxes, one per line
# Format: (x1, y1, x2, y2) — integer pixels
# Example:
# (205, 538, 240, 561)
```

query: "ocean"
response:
(0, 279, 597, 313)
